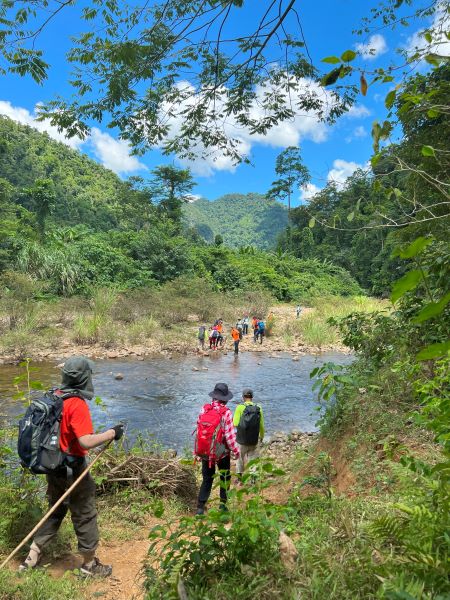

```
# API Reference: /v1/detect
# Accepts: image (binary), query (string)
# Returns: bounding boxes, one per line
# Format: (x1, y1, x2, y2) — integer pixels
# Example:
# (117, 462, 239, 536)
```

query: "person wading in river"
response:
(197, 325, 206, 350)
(233, 389, 264, 484)
(20, 356, 124, 576)
(194, 383, 239, 515)
(231, 326, 241, 355)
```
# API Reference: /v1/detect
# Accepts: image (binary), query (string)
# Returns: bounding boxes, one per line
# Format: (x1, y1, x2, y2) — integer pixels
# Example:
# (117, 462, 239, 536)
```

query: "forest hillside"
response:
(183, 193, 288, 249)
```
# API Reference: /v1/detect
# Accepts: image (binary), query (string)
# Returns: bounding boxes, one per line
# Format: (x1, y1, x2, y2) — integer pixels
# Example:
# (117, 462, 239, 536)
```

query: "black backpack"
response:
(18, 390, 80, 474)
(236, 404, 261, 446)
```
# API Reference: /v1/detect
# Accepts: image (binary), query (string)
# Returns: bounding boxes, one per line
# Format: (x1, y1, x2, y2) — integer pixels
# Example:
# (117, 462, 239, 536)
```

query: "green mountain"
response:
(183, 193, 288, 249)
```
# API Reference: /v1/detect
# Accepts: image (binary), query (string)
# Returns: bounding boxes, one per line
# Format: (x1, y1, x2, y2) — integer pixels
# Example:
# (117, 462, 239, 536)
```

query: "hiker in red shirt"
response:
(20, 356, 124, 577)
(195, 383, 239, 515)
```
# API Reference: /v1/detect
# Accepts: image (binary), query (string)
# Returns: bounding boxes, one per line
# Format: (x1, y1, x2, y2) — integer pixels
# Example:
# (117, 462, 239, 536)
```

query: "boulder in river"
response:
(115, 373, 124, 380)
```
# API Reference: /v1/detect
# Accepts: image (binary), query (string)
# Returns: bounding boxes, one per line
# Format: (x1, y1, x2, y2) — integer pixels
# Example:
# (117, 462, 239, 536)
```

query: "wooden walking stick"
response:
(0, 441, 112, 570)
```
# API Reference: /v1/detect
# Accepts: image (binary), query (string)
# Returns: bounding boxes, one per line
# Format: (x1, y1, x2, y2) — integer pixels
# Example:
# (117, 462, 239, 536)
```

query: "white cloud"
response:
(89, 128, 146, 174)
(158, 77, 337, 176)
(300, 182, 322, 201)
(185, 193, 201, 203)
(0, 100, 84, 149)
(345, 104, 371, 119)
(356, 34, 388, 60)
(327, 159, 368, 188)
(345, 125, 368, 143)
(406, 3, 450, 58)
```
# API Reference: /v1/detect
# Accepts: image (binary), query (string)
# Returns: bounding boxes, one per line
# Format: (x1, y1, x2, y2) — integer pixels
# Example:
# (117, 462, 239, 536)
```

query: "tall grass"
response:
(310, 295, 388, 318)
(127, 316, 159, 344)
(287, 296, 388, 348)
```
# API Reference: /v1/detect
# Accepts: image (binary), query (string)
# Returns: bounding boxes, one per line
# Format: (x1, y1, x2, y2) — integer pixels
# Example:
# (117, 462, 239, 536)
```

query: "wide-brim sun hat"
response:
(208, 382, 233, 402)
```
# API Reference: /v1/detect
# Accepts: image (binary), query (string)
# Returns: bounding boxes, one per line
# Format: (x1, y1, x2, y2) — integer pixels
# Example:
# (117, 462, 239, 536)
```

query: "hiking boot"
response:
(195, 507, 205, 516)
(219, 503, 229, 513)
(80, 557, 112, 578)
(18, 542, 41, 572)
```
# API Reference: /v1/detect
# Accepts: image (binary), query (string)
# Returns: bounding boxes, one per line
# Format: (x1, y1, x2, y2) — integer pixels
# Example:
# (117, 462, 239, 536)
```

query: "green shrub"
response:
(145, 462, 288, 598)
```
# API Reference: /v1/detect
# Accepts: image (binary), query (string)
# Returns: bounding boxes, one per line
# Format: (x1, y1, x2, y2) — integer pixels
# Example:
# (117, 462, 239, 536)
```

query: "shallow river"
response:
(0, 352, 352, 451)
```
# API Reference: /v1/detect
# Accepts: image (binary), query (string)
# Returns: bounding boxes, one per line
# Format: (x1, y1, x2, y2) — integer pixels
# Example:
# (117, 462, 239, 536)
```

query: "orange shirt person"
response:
(231, 327, 240, 355)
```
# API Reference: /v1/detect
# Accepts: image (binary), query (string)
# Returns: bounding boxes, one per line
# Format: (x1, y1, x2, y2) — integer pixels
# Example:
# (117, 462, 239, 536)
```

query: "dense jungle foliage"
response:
(283, 65, 450, 296)
(183, 194, 288, 249)
(0, 115, 361, 300)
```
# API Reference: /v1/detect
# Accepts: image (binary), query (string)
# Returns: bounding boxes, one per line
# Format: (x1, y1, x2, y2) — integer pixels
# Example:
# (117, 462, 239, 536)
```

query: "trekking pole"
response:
(0, 440, 112, 570)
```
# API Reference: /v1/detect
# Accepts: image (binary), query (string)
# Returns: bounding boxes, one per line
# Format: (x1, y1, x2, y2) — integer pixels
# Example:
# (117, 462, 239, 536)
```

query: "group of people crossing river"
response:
(197, 315, 266, 354)
(14, 306, 307, 576)
(17, 357, 267, 577)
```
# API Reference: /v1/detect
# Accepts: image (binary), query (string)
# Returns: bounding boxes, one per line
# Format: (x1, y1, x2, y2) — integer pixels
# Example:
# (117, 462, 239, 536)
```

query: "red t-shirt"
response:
(59, 396, 94, 457)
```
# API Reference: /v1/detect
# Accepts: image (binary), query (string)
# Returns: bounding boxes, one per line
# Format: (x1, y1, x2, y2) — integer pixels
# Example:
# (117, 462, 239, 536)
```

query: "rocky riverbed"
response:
(263, 431, 318, 463)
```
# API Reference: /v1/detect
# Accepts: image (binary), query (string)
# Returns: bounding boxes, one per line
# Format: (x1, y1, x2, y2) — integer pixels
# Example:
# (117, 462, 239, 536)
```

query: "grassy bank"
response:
(281, 296, 388, 349)
(0, 277, 272, 360)
(0, 275, 387, 360)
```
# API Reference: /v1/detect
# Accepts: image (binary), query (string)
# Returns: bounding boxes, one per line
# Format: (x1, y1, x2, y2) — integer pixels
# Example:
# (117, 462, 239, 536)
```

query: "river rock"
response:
(137, 356, 144, 361)
(114, 373, 124, 380)
(292, 357, 299, 362)
(279, 531, 298, 572)
(107, 351, 118, 359)
(192, 367, 200, 371)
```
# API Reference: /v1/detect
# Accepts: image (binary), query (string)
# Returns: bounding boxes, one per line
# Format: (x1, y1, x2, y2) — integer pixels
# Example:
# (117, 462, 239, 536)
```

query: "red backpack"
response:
(194, 403, 227, 466)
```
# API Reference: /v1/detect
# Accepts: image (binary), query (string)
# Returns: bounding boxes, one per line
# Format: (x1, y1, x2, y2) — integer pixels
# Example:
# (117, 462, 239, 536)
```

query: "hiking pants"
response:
(236, 443, 259, 475)
(259, 331, 265, 344)
(243, 324, 248, 335)
(197, 454, 231, 508)
(33, 460, 99, 554)
(234, 340, 239, 354)
(253, 329, 259, 342)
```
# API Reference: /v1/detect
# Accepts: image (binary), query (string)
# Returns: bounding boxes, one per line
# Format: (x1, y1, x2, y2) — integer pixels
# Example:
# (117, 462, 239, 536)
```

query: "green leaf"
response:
(308, 217, 316, 228)
(341, 50, 357, 62)
(30, 381, 44, 390)
(320, 66, 343, 87)
(380, 120, 392, 140)
(322, 56, 341, 64)
(413, 292, 450, 323)
(424, 31, 432, 43)
(153, 503, 165, 518)
(427, 108, 440, 118)
(391, 270, 422, 303)
(371, 152, 382, 168)
(421, 145, 436, 157)
(393, 237, 433, 259)
(385, 90, 396, 109)
(347, 211, 355, 222)
(248, 527, 260, 543)
(417, 341, 450, 361)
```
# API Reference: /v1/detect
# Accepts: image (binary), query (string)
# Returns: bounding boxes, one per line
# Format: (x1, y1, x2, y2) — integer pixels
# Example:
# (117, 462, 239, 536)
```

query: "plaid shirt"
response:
(199, 400, 240, 457)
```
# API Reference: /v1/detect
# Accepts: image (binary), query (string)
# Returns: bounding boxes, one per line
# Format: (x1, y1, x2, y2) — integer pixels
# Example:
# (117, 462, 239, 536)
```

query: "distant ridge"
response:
(183, 192, 288, 249)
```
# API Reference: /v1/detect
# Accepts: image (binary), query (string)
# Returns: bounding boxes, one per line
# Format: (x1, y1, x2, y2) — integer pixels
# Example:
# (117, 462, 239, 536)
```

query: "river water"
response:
(0, 352, 352, 451)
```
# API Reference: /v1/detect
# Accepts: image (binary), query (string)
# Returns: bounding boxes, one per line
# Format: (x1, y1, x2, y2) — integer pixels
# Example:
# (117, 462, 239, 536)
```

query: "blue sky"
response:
(0, 0, 439, 204)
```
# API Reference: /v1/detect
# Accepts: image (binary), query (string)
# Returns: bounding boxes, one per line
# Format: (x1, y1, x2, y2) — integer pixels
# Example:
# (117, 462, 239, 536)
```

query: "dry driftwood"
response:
(95, 451, 197, 502)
